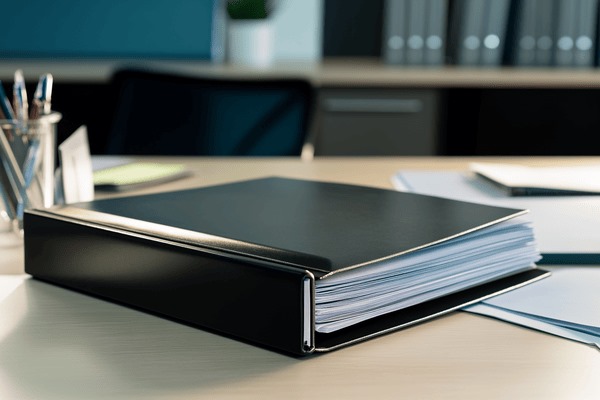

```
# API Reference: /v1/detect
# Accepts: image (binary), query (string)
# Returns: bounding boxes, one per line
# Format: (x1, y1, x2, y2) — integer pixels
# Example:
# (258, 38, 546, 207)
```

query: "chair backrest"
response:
(105, 69, 314, 156)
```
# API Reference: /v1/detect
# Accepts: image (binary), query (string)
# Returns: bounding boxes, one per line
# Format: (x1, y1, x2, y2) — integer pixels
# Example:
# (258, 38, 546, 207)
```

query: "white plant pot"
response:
(228, 20, 274, 67)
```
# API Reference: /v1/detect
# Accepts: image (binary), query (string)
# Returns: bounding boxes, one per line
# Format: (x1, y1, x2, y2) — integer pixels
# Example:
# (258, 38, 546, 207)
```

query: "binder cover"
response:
(24, 177, 548, 355)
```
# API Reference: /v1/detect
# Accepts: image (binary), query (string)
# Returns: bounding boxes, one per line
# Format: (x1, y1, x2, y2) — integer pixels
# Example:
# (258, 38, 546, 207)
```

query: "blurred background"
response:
(2, 0, 600, 157)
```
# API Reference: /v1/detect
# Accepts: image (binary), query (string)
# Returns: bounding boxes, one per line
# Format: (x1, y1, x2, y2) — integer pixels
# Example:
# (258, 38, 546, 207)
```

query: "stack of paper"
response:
(464, 268, 600, 349)
(315, 217, 541, 333)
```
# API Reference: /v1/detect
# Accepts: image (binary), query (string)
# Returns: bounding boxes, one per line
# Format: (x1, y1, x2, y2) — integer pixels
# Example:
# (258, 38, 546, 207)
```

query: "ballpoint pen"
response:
(30, 74, 53, 120)
(0, 162, 17, 222)
(2, 79, 28, 175)
(0, 82, 16, 120)
(12, 69, 28, 125)
(0, 82, 19, 223)
(0, 125, 27, 216)
(23, 74, 56, 211)
(42, 74, 53, 114)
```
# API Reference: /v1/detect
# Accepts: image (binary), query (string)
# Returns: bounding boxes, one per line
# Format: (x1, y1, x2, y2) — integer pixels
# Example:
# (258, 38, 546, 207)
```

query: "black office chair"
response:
(105, 69, 314, 156)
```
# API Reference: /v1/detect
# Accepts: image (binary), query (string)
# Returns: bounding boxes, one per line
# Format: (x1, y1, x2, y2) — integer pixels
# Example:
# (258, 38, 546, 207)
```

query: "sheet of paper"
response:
(464, 303, 600, 350)
(58, 126, 94, 204)
(391, 170, 600, 259)
(91, 155, 134, 172)
(483, 268, 600, 329)
(470, 162, 600, 193)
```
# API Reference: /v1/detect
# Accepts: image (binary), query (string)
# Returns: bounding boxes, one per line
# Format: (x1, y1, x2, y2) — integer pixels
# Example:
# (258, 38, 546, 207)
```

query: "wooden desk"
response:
(1, 157, 599, 399)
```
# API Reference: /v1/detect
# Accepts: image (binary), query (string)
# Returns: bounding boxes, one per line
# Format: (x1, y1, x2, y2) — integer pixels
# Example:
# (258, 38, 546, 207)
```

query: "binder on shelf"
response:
(454, 0, 486, 66)
(406, 0, 427, 65)
(512, 0, 538, 66)
(534, 0, 556, 66)
(424, 0, 448, 66)
(382, 0, 408, 65)
(24, 177, 548, 356)
(480, 0, 511, 66)
(554, 0, 577, 67)
(573, 0, 598, 67)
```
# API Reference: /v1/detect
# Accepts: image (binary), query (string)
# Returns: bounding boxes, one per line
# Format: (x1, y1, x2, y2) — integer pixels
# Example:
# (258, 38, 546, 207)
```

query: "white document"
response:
(465, 303, 600, 349)
(470, 162, 600, 194)
(464, 268, 600, 349)
(483, 268, 600, 331)
(391, 170, 600, 260)
(58, 126, 94, 204)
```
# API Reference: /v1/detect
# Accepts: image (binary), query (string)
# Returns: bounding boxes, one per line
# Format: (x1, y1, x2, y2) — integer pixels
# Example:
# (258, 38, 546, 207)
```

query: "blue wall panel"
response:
(0, 0, 216, 58)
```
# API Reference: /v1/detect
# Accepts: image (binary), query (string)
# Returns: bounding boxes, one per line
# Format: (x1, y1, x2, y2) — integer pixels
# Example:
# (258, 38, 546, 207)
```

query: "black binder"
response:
(24, 177, 548, 355)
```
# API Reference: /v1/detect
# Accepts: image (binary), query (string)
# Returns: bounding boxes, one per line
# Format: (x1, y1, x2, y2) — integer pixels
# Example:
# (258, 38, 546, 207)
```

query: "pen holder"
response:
(0, 112, 61, 238)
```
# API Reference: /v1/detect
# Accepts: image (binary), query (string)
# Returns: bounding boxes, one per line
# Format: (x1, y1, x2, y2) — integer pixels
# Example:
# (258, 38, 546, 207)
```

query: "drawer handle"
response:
(323, 98, 423, 113)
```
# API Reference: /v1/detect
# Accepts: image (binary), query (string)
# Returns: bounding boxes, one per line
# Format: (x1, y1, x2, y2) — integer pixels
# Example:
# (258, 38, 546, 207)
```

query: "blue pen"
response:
(13, 69, 28, 124)
(0, 82, 15, 120)
(42, 74, 53, 114)
(30, 74, 53, 120)
(2, 78, 27, 170)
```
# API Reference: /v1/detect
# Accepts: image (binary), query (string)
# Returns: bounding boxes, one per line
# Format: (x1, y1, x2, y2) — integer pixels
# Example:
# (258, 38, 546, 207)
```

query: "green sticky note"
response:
(93, 162, 190, 191)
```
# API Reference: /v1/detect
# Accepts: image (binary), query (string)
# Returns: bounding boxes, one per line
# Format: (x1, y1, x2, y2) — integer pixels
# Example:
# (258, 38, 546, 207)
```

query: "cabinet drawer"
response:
(314, 89, 439, 156)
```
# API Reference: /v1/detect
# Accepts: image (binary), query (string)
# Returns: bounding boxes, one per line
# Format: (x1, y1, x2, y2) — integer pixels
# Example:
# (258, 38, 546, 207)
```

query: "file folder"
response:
(24, 177, 548, 355)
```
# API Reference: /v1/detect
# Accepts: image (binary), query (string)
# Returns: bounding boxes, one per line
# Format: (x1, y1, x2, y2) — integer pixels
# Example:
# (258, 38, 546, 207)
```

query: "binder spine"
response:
(406, 0, 427, 65)
(382, 0, 408, 65)
(534, 0, 556, 66)
(424, 0, 448, 66)
(480, 0, 510, 66)
(455, 0, 486, 66)
(24, 211, 315, 355)
(555, 0, 577, 67)
(573, 0, 598, 67)
(513, 0, 538, 66)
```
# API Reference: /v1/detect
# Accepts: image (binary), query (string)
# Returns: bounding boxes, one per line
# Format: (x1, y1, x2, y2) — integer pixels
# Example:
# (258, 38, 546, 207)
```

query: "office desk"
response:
(1, 157, 599, 400)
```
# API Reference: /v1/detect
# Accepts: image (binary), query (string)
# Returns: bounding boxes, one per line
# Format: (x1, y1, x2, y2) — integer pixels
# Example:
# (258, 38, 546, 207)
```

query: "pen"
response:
(30, 74, 53, 120)
(24, 74, 56, 210)
(0, 164, 17, 221)
(0, 82, 16, 120)
(42, 74, 53, 115)
(2, 78, 28, 169)
(12, 69, 28, 124)
(0, 126, 27, 214)
(0, 81, 23, 223)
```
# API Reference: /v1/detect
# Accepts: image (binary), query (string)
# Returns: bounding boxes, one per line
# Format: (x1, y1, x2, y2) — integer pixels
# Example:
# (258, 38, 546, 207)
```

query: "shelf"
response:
(4, 58, 600, 88)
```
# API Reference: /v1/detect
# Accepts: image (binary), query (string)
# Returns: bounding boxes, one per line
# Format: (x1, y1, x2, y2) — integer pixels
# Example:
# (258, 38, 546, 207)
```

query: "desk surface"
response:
(1, 157, 599, 400)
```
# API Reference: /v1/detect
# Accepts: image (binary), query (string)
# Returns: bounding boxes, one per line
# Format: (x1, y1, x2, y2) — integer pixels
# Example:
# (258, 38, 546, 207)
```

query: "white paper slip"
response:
(470, 162, 600, 195)
(58, 125, 94, 204)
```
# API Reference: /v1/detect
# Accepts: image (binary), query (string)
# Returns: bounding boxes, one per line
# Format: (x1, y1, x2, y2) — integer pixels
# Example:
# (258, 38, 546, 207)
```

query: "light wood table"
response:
(1, 157, 598, 400)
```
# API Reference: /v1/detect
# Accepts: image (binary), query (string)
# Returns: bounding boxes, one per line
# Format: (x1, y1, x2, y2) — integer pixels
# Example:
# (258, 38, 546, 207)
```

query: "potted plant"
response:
(226, 0, 277, 66)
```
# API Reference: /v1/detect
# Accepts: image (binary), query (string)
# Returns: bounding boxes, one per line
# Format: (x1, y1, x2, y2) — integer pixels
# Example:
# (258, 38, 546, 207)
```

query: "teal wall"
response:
(0, 0, 216, 59)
